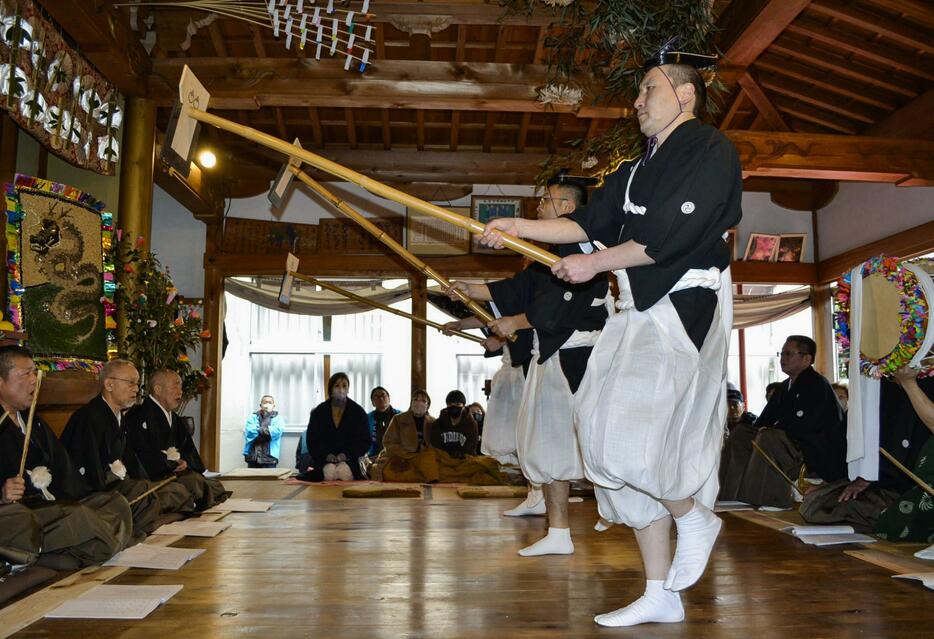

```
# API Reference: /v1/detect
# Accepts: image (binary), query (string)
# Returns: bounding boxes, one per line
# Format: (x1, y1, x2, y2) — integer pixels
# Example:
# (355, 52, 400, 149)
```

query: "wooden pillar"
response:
(199, 225, 224, 469)
(810, 283, 835, 378)
(116, 97, 156, 343)
(0, 114, 18, 314)
(736, 284, 748, 402)
(410, 275, 427, 393)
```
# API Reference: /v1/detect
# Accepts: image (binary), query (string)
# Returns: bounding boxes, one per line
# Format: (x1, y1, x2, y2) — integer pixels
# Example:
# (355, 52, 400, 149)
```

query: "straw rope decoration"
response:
(113, 0, 376, 69)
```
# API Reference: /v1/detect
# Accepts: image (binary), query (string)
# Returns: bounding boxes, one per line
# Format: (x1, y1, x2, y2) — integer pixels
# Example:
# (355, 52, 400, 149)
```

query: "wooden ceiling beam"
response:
(415, 110, 425, 151)
(757, 73, 880, 124)
(773, 98, 860, 134)
(864, 88, 934, 140)
(517, 113, 530, 153)
(770, 38, 918, 98)
(808, 0, 933, 53)
(345, 108, 358, 149)
(250, 25, 267, 57)
(737, 72, 790, 131)
(718, 0, 812, 70)
(206, 251, 527, 279)
(450, 111, 460, 151)
(308, 107, 323, 147)
(865, 0, 934, 29)
(720, 89, 748, 131)
(39, 0, 151, 96)
(455, 25, 467, 64)
(754, 54, 900, 110)
(786, 18, 934, 81)
(150, 59, 628, 117)
(482, 113, 495, 153)
(382, 109, 392, 150)
(728, 130, 933, 183)
(375, 1, 556, 26)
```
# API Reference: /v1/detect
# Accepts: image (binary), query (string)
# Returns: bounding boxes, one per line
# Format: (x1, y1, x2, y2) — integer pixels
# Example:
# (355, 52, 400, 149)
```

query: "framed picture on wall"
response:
(470, 196, 523, 254)
(406, 206, 471, 255)
(743, 233, 780, 262)
(726, 228, 738, 261)
(777, 234, 806, 263)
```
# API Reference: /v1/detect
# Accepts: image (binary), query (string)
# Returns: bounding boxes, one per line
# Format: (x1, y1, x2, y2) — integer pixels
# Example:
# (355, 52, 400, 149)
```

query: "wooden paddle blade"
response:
(268, 138, 303, 209)
(161, 66, 211, 178)
(278, 253, 300, 307)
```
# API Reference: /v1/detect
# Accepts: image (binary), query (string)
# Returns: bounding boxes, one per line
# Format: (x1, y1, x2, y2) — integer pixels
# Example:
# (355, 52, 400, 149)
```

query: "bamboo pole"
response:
(751, 438, 797, 488)
(290, 167, 514, 340)
(183, 106, 559, 266)
(18, 370, 43, 476)
(128, 476, 178, 507)
(290, 272, 486, 344)
(880, 447, 934, 497)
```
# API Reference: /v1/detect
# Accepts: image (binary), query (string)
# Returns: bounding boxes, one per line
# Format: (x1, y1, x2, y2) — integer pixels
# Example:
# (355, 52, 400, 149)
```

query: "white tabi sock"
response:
(594, 517, 613, 532)
(503, 486, 546, 517)
(664, 502, 722, 591)
(518, 526, 573, 557)
(594, 580, 684, 627)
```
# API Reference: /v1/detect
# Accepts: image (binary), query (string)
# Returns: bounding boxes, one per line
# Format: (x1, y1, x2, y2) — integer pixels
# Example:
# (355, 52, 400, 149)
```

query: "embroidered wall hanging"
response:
(6, 174, 116, 370)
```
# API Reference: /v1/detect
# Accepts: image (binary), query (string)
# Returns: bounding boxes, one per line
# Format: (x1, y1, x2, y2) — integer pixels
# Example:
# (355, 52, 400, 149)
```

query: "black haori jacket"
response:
(0, 413, 91, 501)
(61, 394, 150, 491)
(125, 396, 207, 480)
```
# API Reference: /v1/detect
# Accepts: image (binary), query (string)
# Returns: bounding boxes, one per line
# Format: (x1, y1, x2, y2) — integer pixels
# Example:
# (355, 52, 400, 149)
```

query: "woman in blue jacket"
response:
(244, 395, 283, 468)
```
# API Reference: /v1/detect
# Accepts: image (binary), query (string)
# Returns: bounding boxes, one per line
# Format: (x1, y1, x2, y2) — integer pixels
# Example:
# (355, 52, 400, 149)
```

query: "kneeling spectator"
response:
(303, 373, 369, 482)
(367, 387, 399, 458)
(244, 395, 283, 468)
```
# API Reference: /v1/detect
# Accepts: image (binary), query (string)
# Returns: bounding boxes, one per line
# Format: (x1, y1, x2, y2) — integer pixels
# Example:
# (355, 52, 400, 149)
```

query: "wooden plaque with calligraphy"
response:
(406, 206, 471, 256)
(318, 218, 404, 253)
(221, 218, 318, 255)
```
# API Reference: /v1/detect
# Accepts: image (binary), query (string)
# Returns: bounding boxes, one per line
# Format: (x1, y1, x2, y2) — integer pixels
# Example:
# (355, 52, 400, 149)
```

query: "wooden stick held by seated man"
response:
(124, 369, 229, 511)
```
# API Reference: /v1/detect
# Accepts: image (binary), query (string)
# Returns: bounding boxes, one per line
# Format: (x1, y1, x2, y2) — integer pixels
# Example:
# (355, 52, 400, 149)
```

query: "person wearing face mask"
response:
(243, 395, 283, 468)
(367, 387, 400, 459)
(374, 389, 437, 482)
(467, 403, 486, 441)
(429, 391, 479, 459)
(302, 372, 370, 482)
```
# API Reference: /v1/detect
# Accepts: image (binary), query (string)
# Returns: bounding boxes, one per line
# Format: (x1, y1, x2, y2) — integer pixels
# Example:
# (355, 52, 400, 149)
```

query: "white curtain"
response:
(732, 287, 810, 330)
(226, 276, 413, 316)
(456, 354, 501, 407)
(250, 353, 324, 430)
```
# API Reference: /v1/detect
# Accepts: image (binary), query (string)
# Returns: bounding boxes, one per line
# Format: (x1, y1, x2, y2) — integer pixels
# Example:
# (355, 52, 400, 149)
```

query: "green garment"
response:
(875, 435, 934, 543)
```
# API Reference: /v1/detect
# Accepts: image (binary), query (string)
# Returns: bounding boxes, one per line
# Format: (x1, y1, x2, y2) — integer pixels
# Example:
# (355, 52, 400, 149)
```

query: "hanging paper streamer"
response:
(346, 11, 355, 26)
(297, 0, 304, 11)
(315, 42, 323, 60)
(347, 33, 356, 52)
(362, 0, 370, 13)
(365, 25, 373, 42)
(285, 18, 294, 49)
(327, 0, 334, 14)
(345, 52, 353, 70)
(300, 14, 309, 48)
(273, 10, 280, 37)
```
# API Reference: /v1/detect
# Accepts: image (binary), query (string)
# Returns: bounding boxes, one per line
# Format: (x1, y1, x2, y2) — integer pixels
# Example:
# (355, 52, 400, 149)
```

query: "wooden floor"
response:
(7, 479, 933, 638)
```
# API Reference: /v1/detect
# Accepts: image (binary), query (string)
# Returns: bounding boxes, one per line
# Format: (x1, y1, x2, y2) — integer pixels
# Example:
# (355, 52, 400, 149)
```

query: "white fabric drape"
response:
(226, 277, 414, 316)
(846, 265, 881, 481)
(732, 288, 810, 330)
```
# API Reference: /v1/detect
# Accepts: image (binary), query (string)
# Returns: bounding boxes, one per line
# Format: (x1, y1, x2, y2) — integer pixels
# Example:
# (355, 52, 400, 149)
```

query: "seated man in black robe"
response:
(61, 360, 194, 537)
(802, 372, 934, 533)
(125, 369, 228, 510)
(0, 346, 133, 569)
(719, 336, 846, 508)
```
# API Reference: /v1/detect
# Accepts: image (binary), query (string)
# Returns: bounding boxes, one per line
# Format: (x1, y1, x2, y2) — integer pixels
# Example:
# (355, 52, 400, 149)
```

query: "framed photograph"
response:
(470, 196, 523, 254)
(406, 206, 471, 256)
(777, 234, 806, 263)
(743, 233, 780, 262)
(726, 228, 738, 261)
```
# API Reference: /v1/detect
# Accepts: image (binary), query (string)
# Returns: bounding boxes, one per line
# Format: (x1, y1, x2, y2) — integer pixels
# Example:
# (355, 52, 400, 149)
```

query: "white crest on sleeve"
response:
(681, 201, 695, 214)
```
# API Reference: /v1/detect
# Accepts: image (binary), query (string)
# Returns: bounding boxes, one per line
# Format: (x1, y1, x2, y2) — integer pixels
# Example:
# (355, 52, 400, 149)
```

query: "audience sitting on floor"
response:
(367, 386, 399, 459)
(718, 335, 847, 509)
(244, 394, 283, 468)
(800, 367, 933, 539)
(301, 372, 370, 482)
(0, 346, 133, 571)
(467, 401, 485, 443)
(724, 383, 757, 434)
(125, 370, 229, 510)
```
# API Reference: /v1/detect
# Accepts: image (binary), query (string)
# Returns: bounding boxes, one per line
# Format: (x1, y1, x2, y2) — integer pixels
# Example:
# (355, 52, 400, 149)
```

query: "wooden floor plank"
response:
(8, 490, 933, 638)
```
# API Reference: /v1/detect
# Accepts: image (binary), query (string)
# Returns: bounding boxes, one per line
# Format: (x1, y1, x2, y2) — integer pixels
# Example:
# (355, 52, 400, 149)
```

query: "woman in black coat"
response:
(302, 372, 370, 481)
